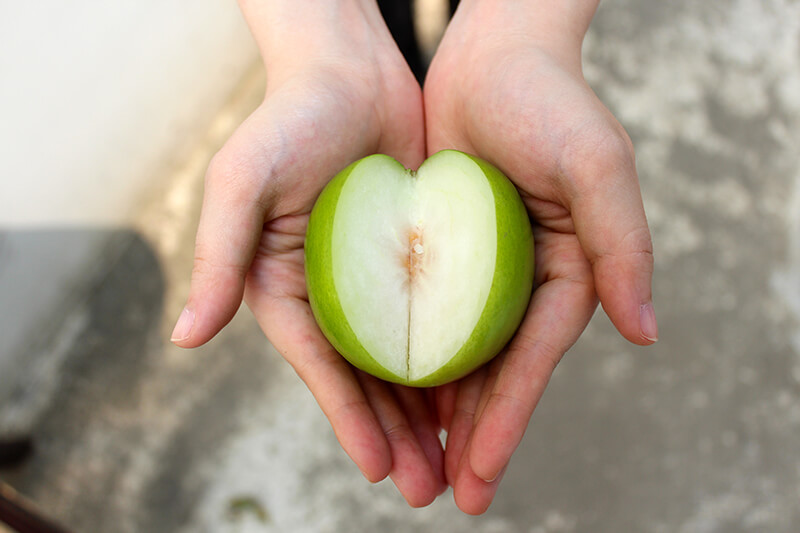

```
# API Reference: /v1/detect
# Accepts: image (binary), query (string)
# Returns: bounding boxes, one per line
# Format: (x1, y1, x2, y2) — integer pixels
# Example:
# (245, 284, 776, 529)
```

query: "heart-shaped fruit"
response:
(305, 150, 534, 387)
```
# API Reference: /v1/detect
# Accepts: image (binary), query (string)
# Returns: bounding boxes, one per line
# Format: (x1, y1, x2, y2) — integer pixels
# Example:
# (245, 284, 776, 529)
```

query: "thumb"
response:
(567, 133, 657, 345)
(171, 147, 270, 348)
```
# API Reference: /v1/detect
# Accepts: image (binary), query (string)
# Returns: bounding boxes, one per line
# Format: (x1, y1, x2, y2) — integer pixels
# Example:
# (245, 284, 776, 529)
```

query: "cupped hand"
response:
(171, 2, 447, 507)
(424, 1, 657, 514)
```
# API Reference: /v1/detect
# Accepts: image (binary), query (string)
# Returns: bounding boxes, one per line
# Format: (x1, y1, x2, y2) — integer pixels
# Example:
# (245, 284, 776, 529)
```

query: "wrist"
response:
(454, 0, 599, 69)
(238, 0, 386, 71)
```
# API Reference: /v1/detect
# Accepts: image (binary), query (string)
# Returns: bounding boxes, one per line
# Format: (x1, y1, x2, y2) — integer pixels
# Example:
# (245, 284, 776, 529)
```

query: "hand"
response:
(171, 0, 447, 507)
(424, 0, 657, 514)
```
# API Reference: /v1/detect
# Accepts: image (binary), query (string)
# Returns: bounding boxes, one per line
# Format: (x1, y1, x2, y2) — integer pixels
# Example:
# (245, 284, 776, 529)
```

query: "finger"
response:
(376, 102, 426, 171)
(452, 439, 506, 515)
(468, 236, 597, 482)
(444, 368, 487, 486)
(390, 384, 447, 494)
(435, 382, 458, 433)
(357, 374, 444, 507)
(244, 291, 392, 483)
(565, 133, 657, 345)
(170, 142, 272, 348)
(424, 388, 441, 428)
(473, 351, 504, 423)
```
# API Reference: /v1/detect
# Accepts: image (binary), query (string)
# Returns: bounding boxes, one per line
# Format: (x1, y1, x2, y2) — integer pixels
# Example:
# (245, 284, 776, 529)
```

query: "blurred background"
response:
(1, 1, 799, 531)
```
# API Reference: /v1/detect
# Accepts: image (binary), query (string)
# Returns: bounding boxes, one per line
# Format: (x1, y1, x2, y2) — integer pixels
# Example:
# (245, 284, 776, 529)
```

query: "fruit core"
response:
(406, 227, 425, 281)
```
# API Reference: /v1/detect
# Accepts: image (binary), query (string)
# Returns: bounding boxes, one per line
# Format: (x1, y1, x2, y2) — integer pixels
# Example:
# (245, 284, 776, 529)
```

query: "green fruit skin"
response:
(305, 155, 406, 384)
(305, 150, 535, 387)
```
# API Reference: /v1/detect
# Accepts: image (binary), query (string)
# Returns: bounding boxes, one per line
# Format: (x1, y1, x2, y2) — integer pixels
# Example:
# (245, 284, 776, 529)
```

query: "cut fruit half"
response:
(305, 150, 534, 387)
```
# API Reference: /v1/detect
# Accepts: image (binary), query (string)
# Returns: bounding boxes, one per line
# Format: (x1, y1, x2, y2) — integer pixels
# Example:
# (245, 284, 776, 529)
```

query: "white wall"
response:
(0, 2, 259, 406)
(0, 2, 258, 226)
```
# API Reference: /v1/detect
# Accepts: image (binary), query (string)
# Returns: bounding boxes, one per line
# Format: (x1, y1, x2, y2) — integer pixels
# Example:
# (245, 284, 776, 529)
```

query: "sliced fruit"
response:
(305, 150, 534, 387)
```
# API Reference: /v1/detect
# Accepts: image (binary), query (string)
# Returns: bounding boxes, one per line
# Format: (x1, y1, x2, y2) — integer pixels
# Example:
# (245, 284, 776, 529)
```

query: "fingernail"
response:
(639, 302, 658, 342)
(478, 465, 506, 484)
(358, 467, 377, 484)
(170, 307, 195, 342)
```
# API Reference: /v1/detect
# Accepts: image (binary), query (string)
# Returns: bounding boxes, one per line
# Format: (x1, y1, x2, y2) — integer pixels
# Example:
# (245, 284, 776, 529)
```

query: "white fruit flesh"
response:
(331, 155, 496, 381)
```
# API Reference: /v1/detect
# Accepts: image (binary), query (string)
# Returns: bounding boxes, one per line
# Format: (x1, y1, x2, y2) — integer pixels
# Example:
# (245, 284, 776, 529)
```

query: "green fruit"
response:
(305, 150, 534, 387)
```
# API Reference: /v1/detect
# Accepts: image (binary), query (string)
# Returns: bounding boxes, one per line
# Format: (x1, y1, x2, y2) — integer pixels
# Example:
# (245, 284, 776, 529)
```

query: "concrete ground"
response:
(2, 1, 800, 531)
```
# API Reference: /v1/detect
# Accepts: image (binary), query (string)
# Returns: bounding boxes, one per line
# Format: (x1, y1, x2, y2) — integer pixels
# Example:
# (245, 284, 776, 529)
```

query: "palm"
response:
(422, 20, 651, 512)
(244, 208, 449, 504)
(197, 60, 451, 506)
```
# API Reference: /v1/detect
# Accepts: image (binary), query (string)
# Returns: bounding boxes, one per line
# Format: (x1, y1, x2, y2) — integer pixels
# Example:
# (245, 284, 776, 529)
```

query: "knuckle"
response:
(383, 421, 414, 443)
(586, 125, 636, 167)
(590, 225, 654, 267)
(508, 333, 563, 376)
(190, 253, 214, 279)
(191, 250, 249, 281)
(205, 149, 240, 187)
(204, 147, 277, 216)
(601, 125, 636, 163)
(561, 124, 637, 189)
(453, 404, 477, 423)
(623, 225, 655, 257)
(487, 389, 529, 414)
(205, 149, 254, 195)
(329, 398, 370, 423)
